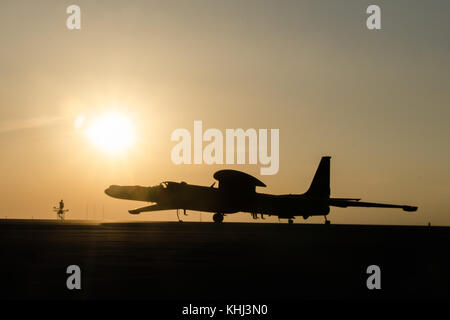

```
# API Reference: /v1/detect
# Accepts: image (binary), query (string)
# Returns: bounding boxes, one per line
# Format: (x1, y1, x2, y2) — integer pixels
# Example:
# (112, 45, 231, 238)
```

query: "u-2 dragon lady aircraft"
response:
(104, 156, 417, 224)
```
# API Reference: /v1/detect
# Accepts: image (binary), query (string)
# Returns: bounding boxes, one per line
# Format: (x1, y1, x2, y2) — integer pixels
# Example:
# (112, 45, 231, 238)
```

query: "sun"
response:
(84, 112, 136, 155)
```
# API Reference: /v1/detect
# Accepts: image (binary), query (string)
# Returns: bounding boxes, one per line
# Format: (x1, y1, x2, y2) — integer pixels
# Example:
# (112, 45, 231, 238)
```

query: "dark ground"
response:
(0, 219, 449, 300)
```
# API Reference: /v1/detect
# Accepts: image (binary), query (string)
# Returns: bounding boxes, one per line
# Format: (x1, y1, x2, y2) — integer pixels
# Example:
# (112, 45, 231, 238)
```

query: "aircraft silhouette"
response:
(104, 156, 417, 224)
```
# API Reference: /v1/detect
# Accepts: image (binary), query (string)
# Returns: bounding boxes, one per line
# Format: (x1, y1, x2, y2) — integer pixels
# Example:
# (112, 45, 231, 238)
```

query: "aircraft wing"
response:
(128, 203, 172, 214)
(329, 198, 417, 212)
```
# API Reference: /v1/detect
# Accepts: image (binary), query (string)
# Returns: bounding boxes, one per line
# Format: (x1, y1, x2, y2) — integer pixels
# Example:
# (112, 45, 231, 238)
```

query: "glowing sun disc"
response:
(85, 112, 136, 155)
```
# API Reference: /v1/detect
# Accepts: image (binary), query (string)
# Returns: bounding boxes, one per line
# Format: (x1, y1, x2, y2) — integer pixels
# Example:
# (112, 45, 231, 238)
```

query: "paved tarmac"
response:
(1, 220, 449, 300)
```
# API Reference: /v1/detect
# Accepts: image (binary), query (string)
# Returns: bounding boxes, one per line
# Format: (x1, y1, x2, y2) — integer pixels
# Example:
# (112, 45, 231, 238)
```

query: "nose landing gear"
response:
(176, 209, 188, 222)
(176, 209, 183, 222)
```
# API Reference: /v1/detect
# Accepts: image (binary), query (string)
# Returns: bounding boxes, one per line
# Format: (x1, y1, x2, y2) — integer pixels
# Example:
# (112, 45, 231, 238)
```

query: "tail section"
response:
(305, 156, 330, 198)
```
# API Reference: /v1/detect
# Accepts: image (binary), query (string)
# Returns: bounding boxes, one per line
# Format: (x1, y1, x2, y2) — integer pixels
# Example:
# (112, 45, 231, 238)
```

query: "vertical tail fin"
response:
(305, 156, 330, 197)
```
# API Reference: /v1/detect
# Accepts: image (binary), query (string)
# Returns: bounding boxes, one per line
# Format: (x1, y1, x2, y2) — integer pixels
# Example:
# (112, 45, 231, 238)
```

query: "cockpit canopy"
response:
(160, 181, 169, 189)
(159, 181, 183, 190)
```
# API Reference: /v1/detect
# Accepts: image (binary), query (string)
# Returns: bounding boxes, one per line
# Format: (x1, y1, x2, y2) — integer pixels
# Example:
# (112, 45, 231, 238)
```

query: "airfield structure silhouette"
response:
(53, 199, 68, 220)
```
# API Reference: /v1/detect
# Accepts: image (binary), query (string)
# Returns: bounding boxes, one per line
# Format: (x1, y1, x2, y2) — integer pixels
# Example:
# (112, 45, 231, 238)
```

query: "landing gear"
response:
(176, 209, 183, 222)
(251, 213, 265, 220)
(213, 213, 224, 223)
(324, 215, 330, 225)
(176, 209, 188, 222)
(288, 219, 294, 225)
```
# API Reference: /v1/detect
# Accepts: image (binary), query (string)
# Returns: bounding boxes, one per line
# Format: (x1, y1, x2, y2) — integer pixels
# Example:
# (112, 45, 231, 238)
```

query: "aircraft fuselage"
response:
(105, 182, 329, 219)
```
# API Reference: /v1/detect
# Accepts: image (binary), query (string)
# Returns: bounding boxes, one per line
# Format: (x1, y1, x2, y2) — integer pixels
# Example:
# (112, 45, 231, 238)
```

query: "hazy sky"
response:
(0, 0, 449, 225)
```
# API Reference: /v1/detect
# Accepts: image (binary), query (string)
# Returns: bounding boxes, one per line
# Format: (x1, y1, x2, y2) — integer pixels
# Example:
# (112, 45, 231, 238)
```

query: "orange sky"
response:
(0, 1, 449, 225)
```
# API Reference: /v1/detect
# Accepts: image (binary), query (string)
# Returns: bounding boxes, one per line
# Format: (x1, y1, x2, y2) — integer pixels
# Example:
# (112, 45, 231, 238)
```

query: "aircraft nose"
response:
(104, 185, 158, 201)
(105, 185, 118, 196)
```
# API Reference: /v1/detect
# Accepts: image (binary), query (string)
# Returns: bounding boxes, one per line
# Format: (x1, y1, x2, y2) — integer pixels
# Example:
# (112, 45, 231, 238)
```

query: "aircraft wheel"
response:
(288, 219, 293, 225)
(325, 220, 331, 225)
(213, 213, 224, 223)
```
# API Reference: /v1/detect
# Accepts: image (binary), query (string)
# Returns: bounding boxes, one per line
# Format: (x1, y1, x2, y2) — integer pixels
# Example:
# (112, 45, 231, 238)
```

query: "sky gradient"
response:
(0, 0, 449, 225)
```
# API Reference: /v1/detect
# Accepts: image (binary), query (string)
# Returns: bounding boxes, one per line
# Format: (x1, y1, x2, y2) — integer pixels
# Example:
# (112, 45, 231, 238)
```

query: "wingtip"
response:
(403, 206, 418, 212)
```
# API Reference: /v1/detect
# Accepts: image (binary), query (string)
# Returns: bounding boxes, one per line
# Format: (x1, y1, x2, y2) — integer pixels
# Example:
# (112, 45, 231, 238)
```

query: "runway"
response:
(1, 220, 449, 300)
